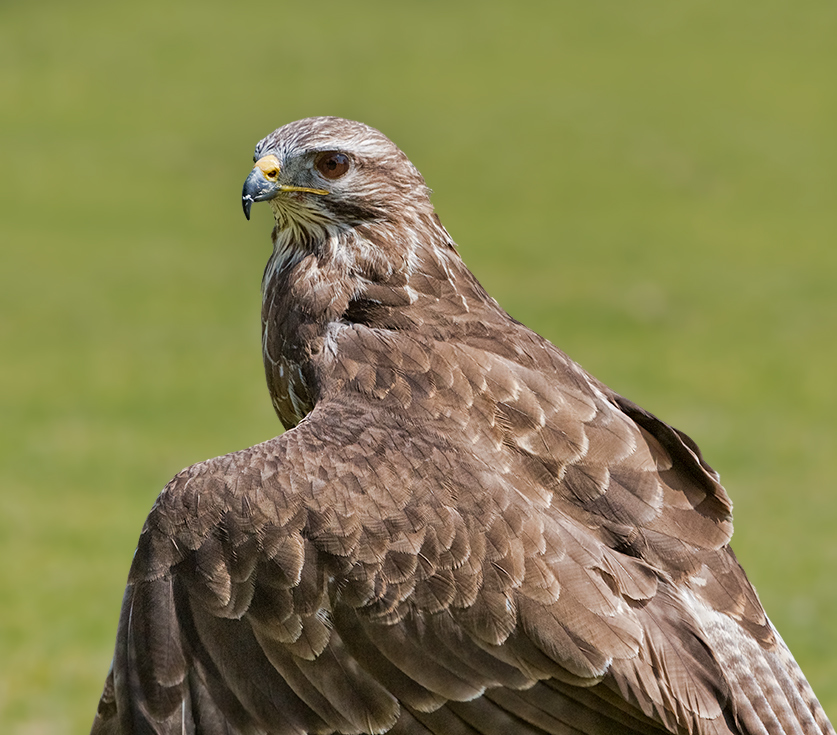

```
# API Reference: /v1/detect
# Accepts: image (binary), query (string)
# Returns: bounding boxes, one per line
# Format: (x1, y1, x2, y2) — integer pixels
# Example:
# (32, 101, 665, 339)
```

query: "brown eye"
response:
(314, 151, 351, 180)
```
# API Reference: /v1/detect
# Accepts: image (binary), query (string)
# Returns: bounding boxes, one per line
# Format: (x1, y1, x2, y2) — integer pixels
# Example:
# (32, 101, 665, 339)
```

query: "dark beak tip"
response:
(242, 195, 253, 221)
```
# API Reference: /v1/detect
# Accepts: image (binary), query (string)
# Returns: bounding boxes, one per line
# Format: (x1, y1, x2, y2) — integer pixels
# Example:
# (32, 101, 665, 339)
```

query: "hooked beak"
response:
(242, 154, 329, 220)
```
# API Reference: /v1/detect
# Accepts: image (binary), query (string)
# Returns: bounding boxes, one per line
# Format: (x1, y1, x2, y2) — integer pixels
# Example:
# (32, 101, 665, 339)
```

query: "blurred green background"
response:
(1, 1, 835, 731)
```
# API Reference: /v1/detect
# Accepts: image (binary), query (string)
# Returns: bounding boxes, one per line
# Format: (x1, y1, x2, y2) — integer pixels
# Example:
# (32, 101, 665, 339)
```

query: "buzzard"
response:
(91, 116, 833, 735)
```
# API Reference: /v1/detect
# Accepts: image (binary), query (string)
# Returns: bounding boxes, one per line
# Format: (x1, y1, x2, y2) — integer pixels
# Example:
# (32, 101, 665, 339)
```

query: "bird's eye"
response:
(314, 151, 351, 180)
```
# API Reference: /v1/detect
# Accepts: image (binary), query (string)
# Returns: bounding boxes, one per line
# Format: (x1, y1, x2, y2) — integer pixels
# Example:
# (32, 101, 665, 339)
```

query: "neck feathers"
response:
(260, 211, 501, 427)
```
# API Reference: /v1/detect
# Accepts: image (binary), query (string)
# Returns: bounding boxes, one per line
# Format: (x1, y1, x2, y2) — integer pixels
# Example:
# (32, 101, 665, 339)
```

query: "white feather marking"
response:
(683, 589, 825, 735)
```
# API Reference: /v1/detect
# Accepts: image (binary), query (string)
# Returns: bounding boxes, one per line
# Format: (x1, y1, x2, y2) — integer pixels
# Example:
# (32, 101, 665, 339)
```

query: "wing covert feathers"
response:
(92, 340, 834, 734)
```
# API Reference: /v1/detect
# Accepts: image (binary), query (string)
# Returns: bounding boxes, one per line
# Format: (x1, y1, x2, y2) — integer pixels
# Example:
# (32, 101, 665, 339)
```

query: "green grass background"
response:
(1, 1, 835, 731)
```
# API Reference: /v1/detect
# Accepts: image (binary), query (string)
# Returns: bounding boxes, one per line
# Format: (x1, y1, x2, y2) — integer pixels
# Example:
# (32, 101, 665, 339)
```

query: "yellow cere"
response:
(253, 154, 329, 196)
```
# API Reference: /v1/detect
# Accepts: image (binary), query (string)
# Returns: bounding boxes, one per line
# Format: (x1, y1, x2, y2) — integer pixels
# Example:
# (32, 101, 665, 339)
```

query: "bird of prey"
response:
(91, 116, 833, 735)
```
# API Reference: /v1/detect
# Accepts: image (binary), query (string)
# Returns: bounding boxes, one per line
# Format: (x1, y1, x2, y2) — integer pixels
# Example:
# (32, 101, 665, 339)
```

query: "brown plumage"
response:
(91, 116, 833, 735)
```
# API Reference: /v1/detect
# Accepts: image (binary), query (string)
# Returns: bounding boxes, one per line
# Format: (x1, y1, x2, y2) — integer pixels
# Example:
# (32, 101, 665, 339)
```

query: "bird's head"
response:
(243, 117, 465, 322)
(242, 117, 432, 238)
